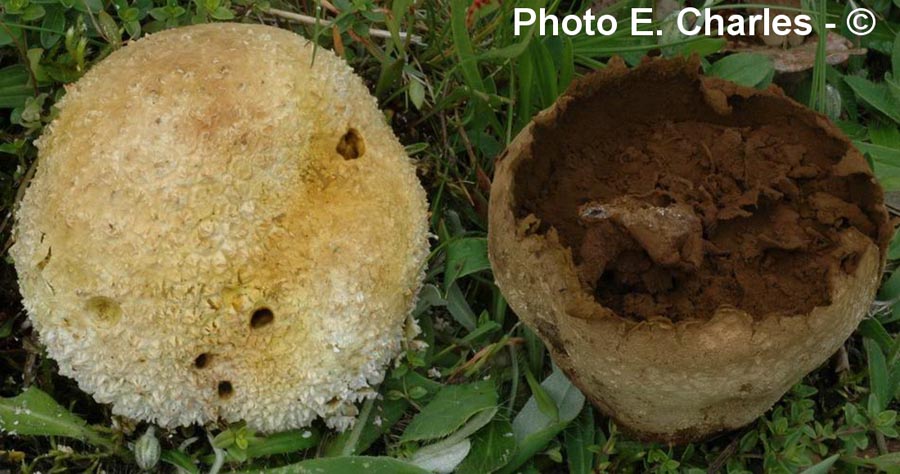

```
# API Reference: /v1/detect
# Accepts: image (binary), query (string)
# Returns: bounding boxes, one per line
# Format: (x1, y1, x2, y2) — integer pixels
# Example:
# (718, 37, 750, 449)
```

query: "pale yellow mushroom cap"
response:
(10, 23, 430, 432)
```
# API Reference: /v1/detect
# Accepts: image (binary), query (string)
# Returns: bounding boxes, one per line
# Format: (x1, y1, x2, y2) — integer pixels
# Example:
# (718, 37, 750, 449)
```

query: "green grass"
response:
(1, 0, 899, 472)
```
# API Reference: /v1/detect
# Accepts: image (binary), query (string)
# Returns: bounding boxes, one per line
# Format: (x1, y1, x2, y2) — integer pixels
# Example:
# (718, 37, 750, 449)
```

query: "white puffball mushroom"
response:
(11, 23, 430, 432)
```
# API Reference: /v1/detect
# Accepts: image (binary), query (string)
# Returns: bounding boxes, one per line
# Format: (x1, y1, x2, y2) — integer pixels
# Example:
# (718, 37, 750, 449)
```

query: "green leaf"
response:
(0, 64, 31, 109)
(375, 56, 404, 99)
(854, 140, 900, 190)
(40, 7, 65, 48)
(400, 381, 498, 442)
(799, 454, 839, 474)
(845, 76, 900, 124)
(865, 338, 890, 413)
(524, 368, 558, 422)
(477, 0, 544, 61)
(21, 4, 46, 21)
(446, 282, 477, 331)
(888, 229, 900, 260)
(893, 30, 900, 81)
(865, 452, 900, 471)
(230, 456, 430, 474)
(97, 10, 122, 49)
(409, 405, 498, 471)
(324, 388, 411, 456)
(444, 237, 490, 289)
(245, 429, 319, 459)
(450, 0, 486, 95)
(409, 79, 425, 110)
(161, 450, 200, 474)
(564, 406, 596, 474)
(408, 438, 471, 473)
(516, 46, 534, 129)
(502, 368, 585, 473)
(0, 387, 111, 449)
(457, 418, 516, 474)
(858, 319, 894, 354)
(210, 7, 234, 20)
(707, 53, 774, 89)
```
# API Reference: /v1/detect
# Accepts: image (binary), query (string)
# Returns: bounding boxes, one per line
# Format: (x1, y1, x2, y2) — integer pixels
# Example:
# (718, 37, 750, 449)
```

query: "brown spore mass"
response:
(514, 58, 889, 322)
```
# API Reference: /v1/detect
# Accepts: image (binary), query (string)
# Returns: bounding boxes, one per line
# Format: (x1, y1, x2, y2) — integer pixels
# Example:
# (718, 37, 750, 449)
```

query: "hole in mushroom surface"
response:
(194, 353, 211, 369)
(218, 381, 233, 398)
(336, 128, 365, 160)
(250, 307, 274, 328)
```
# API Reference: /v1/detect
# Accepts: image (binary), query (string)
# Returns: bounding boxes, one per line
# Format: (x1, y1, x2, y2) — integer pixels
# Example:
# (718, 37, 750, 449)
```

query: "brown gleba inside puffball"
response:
(489, 56, 891, 442)
(11, 23, 430, 432)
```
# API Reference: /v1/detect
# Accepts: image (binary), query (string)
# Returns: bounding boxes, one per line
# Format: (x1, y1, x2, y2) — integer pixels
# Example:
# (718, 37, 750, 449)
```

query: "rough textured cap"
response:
(11, 23, 430, 432)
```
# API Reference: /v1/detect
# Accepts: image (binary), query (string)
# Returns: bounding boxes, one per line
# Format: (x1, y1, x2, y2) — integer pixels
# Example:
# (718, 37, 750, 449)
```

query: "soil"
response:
(514, 57, 890, 322)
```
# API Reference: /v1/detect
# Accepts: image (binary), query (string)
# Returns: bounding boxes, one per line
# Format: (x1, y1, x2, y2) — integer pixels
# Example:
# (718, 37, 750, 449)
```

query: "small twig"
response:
(707, 434, 740, 474)
(266, 8, 424, 45)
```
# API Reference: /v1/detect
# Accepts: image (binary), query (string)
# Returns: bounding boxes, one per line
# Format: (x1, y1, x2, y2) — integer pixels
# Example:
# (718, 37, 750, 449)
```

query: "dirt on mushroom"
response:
(514, 58, 890, 322)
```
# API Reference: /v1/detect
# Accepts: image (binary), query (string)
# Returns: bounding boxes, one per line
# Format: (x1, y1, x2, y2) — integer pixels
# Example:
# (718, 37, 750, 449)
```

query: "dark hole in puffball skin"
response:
(336, 128, 365, 160)
(218, 381, 233, 399)
(250, 307, 274, 328)
(194, 353, 210, 369)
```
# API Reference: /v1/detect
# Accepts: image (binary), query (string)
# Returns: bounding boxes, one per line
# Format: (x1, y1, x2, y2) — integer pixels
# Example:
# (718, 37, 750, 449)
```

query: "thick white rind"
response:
(11, 23, 430, 432)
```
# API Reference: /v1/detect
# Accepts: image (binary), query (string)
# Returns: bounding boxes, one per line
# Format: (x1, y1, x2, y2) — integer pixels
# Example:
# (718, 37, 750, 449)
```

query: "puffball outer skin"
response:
(11, 23, 430, 433)
(488, 57, 888, 443)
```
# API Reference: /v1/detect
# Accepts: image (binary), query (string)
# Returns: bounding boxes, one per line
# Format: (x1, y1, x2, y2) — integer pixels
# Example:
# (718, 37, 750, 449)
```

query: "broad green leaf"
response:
(21, 4, 46, 21)
(409, 79, 425, 110)
(708, 53, 774, 89)
(845, 76, 900, 124)
(524, 368, 558, 421)
(245, 430, 319, 459)
(0, 387, 111, 448)
(444, 237, 490, 289)
(231, 456, 429, 474)
(865, 452, 900, 471)
(401, 381, 498, 442)
(516, 47, 535, 129)
(457, 418, 516, 474)
(564, 406, 596, 474)
(408, 406, 499, 471)
(450, 0, 486, 94)
(888, 229, 900, 260)
(413, 283, 446, 317)
(858, 319, 895, 354)
(408, 438, 471, 473)
(0, 64, 32, 109)
(97, 10, 122, 49)
(530, 40, 558, 107)
(677, 37, 726, 58)
(375, 56, 404, 100)
(161, 450, 200, 474)
(799, 454, 839, 474)
(478, 0, 544, 61)
(446, 282, 477, 331)
(502, 368, 585, 473)
(865, 338, 890, 412)
(854, 141, 900, 190)
(893, 30, 900, 81)
(40, 6, 65, 48)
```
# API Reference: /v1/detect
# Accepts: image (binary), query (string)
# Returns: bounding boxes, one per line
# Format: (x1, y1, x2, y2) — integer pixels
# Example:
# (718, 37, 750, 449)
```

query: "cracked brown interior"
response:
(514, 60, 889, 322)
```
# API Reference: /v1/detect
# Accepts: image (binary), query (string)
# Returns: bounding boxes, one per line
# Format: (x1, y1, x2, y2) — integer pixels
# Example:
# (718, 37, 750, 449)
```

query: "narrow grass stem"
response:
(266, 8, 424, 45)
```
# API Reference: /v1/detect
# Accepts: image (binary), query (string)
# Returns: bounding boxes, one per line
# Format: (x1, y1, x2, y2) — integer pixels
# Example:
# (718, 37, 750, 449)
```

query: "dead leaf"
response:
(726, 32, 866, 73)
